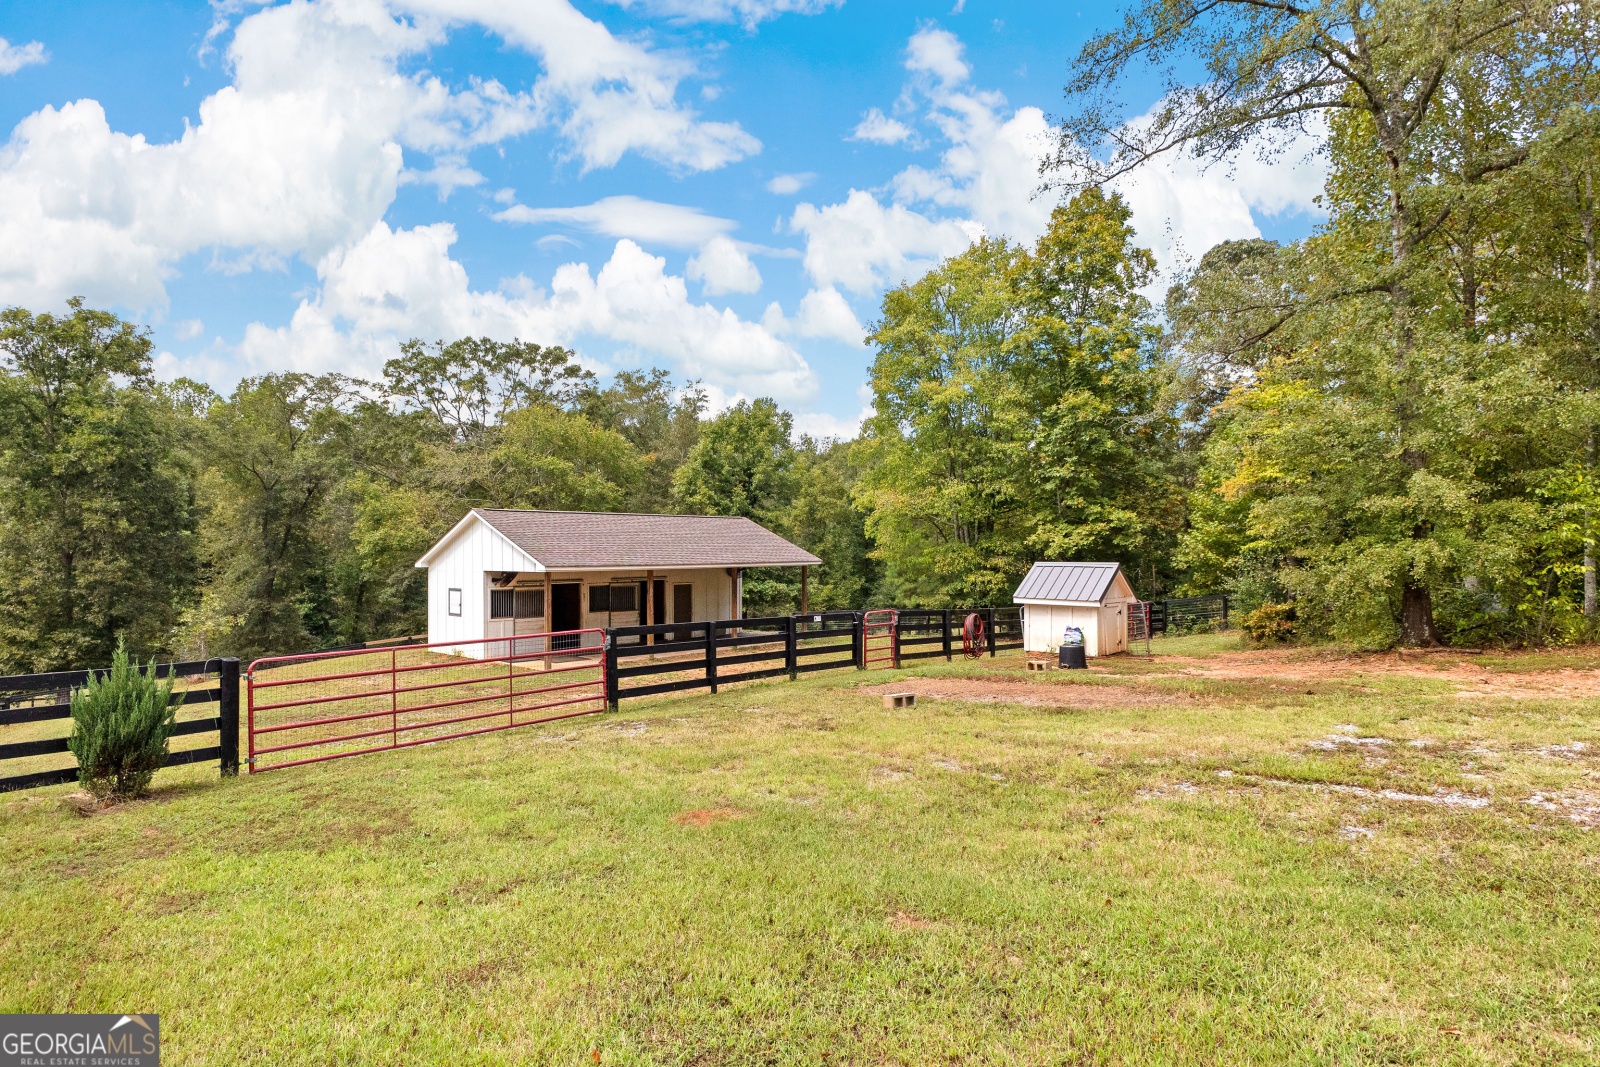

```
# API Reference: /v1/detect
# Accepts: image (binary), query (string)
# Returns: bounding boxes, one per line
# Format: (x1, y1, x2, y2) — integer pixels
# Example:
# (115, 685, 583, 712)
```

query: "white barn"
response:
(415, 508, 821, 657)
(1014, 562, 1139, 658)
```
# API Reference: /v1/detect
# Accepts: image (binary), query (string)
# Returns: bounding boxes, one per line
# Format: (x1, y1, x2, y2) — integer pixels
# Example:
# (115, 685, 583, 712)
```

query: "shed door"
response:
(1099, 603, 1127, 656)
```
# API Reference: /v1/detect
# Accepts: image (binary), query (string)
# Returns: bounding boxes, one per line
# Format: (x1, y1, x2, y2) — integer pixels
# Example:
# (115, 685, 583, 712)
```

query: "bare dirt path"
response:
(862, 647, 1600, 703)
(1141, 650, 1600, 700)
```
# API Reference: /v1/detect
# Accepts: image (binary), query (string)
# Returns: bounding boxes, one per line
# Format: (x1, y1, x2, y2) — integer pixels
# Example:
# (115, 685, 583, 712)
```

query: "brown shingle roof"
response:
(470, 508, 821, 569)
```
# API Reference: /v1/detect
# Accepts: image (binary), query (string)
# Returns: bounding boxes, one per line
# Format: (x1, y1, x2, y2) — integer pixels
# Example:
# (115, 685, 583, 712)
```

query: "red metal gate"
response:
(862, 609, 898, 669)
(246, 630, 606, 772)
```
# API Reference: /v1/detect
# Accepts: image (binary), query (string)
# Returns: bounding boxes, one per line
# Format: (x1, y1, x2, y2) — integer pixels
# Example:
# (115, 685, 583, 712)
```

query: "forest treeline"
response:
(1, 0, 1597, 670)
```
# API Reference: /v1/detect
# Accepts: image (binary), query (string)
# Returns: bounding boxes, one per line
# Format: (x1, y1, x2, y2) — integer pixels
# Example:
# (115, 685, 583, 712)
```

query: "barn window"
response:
(447, 588, 462, 616)
(490, 589, 544, 619)
(590, 584, 638, 614)
(514, 589, 544, 619)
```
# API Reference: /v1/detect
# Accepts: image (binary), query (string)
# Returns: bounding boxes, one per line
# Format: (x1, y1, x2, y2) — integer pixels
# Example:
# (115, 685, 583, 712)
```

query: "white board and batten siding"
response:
(424, 514, 542, 656)
(1014, 562, 1138, 659)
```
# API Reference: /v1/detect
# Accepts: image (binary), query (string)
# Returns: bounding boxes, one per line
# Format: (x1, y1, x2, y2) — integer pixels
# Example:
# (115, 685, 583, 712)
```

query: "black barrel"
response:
(1059, 644, 1087, 670)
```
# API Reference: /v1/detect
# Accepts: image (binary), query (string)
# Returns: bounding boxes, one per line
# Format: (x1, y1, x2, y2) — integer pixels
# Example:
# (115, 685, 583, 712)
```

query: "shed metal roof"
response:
(1013, 562, 1124, 604)
(420, 508, 821, 570)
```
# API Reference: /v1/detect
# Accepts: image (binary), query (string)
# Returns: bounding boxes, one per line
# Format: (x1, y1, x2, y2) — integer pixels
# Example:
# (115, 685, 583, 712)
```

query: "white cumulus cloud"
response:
(238, 223, 816, 400)
(686, 236, 762, 294)
(789, 190, 978, 294)
(606, 0, 841, 26)
(763, 287, 866, 346)
(904, 26, 969, 85)
(850, 108, 915, 145)
(0, 37, 47, 75)
(494, 195, 736, 248)
(766, 172, 814, 195)
(0, 0, 759, 310)
(794, 23, 1326, 305)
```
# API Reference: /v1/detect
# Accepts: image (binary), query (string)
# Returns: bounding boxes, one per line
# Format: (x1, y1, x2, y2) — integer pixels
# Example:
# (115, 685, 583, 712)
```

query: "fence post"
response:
(942, 609, 952, 661)
(785, 615, 799, 680)
(706, 623, 719, 695)
(891, 616, 901, 669)
(1222, 596, 1230, 630)
(985, 607, 996, 657)
(218, 658, 240, 777)
(852, 612, 864, 669)
(605, 633, 620, 711)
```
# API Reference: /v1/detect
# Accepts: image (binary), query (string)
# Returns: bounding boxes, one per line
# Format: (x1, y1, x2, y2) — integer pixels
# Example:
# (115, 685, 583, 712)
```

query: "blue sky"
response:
(0, 0, 1325, 437)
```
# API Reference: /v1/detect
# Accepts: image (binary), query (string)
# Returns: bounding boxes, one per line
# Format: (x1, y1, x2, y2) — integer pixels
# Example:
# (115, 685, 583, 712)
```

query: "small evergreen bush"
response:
(68, 641, 178, 801)
(1240, 601, 1297, 644)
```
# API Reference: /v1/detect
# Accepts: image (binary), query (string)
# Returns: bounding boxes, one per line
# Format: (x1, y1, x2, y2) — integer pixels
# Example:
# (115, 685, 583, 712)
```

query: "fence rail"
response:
(1149, 596, 1230, 634)
(605, 607, 1021, 708)
(246, 630, 607, 772)
(0, 658, 240, 793)
(3, 607, 1025, 787)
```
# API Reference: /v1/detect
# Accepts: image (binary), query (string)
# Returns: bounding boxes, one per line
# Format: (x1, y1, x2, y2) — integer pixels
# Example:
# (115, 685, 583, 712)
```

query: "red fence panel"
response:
(246, 629, 606, 773)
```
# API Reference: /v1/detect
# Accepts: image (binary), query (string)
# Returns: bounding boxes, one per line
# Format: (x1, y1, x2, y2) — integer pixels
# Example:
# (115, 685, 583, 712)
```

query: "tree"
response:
(384, 337, 593, 443)
(578, 368, 705, 512)
(673, 399, 800, 615)
(781, 437, 879, 610)
(491, 405, 643, 512)
(181, 374, 351, 660)
(672, 398, 797, 525)
(855, 190, 1180, 605)
(1059, 0, 1600, 643)
(0, 300, 194, 671)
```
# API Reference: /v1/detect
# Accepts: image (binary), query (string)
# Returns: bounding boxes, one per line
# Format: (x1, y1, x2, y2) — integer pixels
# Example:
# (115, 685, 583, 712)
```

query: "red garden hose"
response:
(961, 612, 986, 658)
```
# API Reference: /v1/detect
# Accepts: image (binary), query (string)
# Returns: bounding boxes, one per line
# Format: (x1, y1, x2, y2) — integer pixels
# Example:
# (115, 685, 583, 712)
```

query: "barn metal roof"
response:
(1013, 562, 1124, 605)
(421, 508, 821, 570)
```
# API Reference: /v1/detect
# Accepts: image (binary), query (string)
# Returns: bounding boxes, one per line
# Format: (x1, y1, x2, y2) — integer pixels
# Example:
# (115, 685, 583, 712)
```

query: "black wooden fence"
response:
(0, 659, 240, 793)
(1149, 596, 1230, 634)
(605, 607, 1022, 708)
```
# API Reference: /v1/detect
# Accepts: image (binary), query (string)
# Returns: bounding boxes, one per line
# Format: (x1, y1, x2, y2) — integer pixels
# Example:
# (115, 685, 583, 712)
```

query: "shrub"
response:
(1240, 601, 1297, 644)
(67, 641, 177, 801)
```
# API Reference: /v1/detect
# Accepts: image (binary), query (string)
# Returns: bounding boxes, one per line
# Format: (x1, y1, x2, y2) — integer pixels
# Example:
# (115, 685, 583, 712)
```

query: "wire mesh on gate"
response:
(246, 629, 607, 772)
(1127, 602, 1153, 656)
(862, 609, 898, 669)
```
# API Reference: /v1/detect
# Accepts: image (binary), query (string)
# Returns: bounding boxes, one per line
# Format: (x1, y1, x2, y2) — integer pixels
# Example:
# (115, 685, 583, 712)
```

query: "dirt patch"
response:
(1524, 791, 1600, 828)
(860, 677, 1167, 708)
(673, 807, 745, 828)
(888, 910, 935, 930)
(1130, 649, 1600, 699)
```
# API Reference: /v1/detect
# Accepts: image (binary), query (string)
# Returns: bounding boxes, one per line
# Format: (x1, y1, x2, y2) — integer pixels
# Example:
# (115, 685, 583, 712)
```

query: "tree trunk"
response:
(1399, 583, 1443, 647)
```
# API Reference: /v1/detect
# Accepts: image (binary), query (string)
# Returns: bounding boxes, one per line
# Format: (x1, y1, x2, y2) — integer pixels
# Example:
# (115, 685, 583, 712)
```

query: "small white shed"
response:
(1014, 562, 1139, 658)
(414, 508, 821, 657)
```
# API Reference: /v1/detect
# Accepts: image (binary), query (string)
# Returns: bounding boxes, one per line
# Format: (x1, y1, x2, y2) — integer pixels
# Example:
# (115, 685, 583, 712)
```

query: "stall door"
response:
(551, 583, 582, 649)
(672, 583, 693, 642)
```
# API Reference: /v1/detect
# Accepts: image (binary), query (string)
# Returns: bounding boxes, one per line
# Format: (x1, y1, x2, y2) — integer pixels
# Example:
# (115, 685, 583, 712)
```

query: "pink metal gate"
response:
(862, 609, 898, 669)
(246, 629, 606, 772)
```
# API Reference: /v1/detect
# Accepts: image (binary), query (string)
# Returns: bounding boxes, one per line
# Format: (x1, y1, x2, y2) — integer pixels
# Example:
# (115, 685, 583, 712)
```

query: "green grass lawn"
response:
(2, 643, 1598, 1064)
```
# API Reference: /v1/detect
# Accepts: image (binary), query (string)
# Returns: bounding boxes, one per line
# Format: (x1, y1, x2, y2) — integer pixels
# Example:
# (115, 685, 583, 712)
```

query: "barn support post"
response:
(941, 610, 952, 661)
(706, 622, 719, 694)
(218, 658, 240, 777)
(800, 566, 809, 614)
(785, 615, 799, 680)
